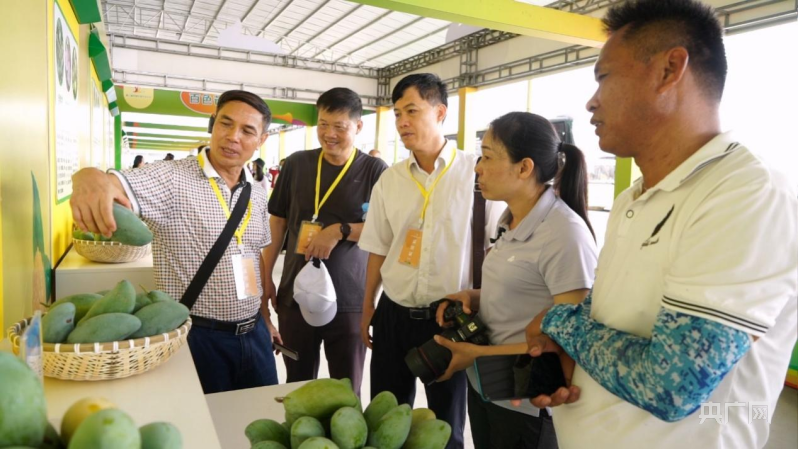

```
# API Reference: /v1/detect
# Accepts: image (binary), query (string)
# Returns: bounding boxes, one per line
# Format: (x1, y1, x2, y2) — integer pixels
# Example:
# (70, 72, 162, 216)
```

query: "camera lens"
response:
(405, 338, 454, 385)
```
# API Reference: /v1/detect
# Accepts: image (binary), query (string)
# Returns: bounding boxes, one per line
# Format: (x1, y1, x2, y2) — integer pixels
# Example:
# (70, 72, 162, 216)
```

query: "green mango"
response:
(290, 417, 324, 449)
(0, 353, 47, 447)
(252, 442, 288, 449)
(41, 422, 65, 449)
(72, 229, 93, 241)
(67, 313, 142, 343)
(283, 379, 359, 421)
(133, 293, 152, 313)
(147, 290, 174, 304)
(140, 422, 182, 449)
(363, 391, 398, 432)
(367, 404, 411, 449)
(67, 409, 140, 449)
(330, 407, 367, 449)
(49, 293, 101, 323)
(129, 301, 189, 339)
(245, 419, 289, 447)
(80, 280, 136, 324)
(297, 437, 339, 449)
(402, 419, 451, 449)
(409, 408, 435, 429)
(111, 203, 153, 246)
(42, 302, 76, 343)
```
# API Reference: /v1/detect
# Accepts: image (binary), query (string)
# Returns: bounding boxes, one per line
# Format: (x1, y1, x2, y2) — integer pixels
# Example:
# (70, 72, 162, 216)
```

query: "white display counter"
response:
(55, 246, 156, 298)
(42, 346, 222, 448)
(205, 381, 309, 448)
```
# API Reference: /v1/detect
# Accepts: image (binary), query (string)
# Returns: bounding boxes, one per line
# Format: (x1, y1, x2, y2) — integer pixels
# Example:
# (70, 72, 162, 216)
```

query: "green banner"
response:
(115, 86, 317, 126)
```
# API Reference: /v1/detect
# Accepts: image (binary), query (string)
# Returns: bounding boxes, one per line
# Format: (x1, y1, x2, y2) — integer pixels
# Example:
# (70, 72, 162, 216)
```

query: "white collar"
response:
(409, 139, 458, 174)
(197, 148, 254, 184)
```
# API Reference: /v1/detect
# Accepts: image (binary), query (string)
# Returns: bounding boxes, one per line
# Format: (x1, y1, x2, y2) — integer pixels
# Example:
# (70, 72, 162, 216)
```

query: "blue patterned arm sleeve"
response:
(541, 295, 751, 422)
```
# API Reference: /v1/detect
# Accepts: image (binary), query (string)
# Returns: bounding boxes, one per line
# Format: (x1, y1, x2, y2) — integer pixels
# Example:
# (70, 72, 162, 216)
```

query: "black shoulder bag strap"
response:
(472, 158, 486, 289)
(180, 182, 252, 311)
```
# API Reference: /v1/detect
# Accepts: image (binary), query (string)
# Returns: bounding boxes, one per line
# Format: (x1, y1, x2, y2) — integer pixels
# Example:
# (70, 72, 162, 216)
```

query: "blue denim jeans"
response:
(187, 314, 278, 394)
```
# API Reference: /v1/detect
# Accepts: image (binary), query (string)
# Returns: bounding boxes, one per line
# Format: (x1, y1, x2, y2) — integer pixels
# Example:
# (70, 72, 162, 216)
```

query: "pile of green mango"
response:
(0, 351, 182, 448)
(245, 379, 451, 449)
(43, 280, 189, 344)
(72, 203, 153, 246)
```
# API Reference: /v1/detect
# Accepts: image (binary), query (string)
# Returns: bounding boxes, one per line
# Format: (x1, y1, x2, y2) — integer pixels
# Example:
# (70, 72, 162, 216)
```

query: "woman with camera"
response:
(435, 112, 598, 449)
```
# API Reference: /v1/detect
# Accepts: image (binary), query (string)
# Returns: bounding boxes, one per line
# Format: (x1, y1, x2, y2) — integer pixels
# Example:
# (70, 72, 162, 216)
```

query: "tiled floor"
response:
(271, 245, 797, 449)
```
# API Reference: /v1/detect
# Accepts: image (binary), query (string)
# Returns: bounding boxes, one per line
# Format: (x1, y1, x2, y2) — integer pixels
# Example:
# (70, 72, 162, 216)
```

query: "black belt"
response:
(190, 313, 259, 335)
(383, 294, 437, 320)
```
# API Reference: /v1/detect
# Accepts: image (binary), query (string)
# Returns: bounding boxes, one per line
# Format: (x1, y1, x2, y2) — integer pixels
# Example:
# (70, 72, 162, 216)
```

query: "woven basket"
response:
(73, 239, 151, 263)
(6, 316, 191, 381)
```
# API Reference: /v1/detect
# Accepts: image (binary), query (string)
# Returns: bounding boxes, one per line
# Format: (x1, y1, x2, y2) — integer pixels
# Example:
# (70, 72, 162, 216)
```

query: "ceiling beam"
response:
(359, 23, 448, 64)
(333, 15, 424, 63)
(347, 0, 606, 47)
(274, 0, 332, 45)
(288, 3, 362, 56)
(308, 9, 393, 60)
(257, 0, 294, 37)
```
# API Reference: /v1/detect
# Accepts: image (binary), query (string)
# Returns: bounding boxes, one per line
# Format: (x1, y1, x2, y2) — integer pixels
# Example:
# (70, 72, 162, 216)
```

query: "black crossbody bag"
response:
(180, 183, 252, 311)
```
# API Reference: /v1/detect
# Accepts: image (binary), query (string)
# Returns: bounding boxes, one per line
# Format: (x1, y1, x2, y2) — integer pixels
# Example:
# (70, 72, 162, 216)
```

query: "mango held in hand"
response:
(330, 407, 367, 449)
(140, 422, 183, 449)
(42, 302, 76, 343)
(283, 379, 359, 421)
(0, 352, 47, 448)
(79, 280, 136, 324)
(60, 397, 116, 444)
(129, 301, 189, 339)
(403, 419, 452, 449)
(245, 419, 289, 448)
(363, 390, 398, 432)
(67, 408, 140, 449)
(367, 404, 412, 449)
(66, 313, 142, 343)
(111, 203, 153, 246)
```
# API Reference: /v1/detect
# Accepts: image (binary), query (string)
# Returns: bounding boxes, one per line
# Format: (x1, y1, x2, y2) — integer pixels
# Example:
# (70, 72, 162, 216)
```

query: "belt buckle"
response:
(409, 308, 430, 320)
(235, 318, 257, 335)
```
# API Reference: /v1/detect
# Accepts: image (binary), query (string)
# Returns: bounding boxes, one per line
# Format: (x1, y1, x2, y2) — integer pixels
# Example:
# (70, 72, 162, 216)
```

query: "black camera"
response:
(405, 300, 491, 385)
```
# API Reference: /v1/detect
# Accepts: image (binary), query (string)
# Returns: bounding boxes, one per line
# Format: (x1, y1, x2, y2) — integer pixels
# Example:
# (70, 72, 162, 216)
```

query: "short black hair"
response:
(216, 90, 272, 132)
(603, 0, 727, 101)
(391, 73, 448, 107)
(316, 87, 362, 120)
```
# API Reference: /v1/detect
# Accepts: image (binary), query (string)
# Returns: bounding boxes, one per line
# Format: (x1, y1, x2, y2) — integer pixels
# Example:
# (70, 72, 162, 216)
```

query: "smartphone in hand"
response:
(474, 353, 565, 401)
(273, 342, 299, 361)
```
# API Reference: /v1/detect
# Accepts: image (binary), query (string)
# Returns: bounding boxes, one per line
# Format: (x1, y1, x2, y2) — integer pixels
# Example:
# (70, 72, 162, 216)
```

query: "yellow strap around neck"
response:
(313, 148, 356, 222)
(406, 147, 457, 224)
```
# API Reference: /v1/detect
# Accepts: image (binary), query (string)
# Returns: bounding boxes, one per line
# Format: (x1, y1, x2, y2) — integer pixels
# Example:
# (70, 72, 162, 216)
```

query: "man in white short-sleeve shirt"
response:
(524, 1, 798, 448)
(359, 73, 502, 449)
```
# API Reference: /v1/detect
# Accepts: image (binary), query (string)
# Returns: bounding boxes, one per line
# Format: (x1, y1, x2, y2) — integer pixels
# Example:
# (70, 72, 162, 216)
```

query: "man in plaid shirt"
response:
(71, 90, 280, 393)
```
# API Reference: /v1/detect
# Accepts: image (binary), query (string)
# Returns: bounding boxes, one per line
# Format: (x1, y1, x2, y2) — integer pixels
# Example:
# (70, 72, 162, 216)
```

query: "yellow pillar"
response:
(375, 106, 393, 154)
(279, 131, 286, 160)
(305, 126, 315, 150)
(457, 87, 477, 153)
(614, 157, 642, 198)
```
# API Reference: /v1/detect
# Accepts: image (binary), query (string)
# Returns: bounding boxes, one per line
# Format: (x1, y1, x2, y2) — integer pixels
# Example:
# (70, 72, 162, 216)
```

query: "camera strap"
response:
(472, 158, 486, 289)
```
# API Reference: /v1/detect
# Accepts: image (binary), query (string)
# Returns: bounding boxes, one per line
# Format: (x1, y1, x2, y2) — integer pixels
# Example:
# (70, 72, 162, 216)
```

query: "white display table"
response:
(43, 346, 222, 449)
(205, 381, 309, 448)
(55, 246, 156, 298)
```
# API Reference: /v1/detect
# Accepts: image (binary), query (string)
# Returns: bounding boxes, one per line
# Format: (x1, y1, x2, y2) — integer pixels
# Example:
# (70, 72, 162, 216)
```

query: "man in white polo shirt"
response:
(524, 1, 798, 448)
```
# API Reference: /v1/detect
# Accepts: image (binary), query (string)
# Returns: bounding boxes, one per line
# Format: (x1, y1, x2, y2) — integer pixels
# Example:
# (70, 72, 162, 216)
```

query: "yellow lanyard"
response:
(406, 147, 457, 225)
(314, 148, 356, 222)
(199, 151, 252, 247)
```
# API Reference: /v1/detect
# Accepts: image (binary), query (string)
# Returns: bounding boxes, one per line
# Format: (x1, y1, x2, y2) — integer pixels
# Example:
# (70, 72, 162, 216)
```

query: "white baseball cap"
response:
(293, 259, 337, 327)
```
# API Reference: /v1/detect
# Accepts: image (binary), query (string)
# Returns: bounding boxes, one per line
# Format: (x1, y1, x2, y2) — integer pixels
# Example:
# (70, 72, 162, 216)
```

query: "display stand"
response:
(55, 246, 155, 298)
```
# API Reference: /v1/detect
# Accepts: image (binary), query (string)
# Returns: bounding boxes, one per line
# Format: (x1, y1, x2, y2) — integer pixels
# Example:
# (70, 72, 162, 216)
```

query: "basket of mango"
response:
(6, 280, 191, 381)
(245, 378, 452, 449)
(73, 203, 152, 263)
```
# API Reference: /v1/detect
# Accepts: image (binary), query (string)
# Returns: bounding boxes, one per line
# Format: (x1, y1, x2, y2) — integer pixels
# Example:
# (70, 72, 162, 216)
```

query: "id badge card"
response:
(398, 227, 423, 268)
(232, 254, 259, 300)
(296, 220, 323, 255)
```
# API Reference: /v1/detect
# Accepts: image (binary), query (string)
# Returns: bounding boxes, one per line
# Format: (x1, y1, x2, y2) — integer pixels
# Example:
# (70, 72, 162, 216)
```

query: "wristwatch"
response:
(339, 223, 351, 241)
